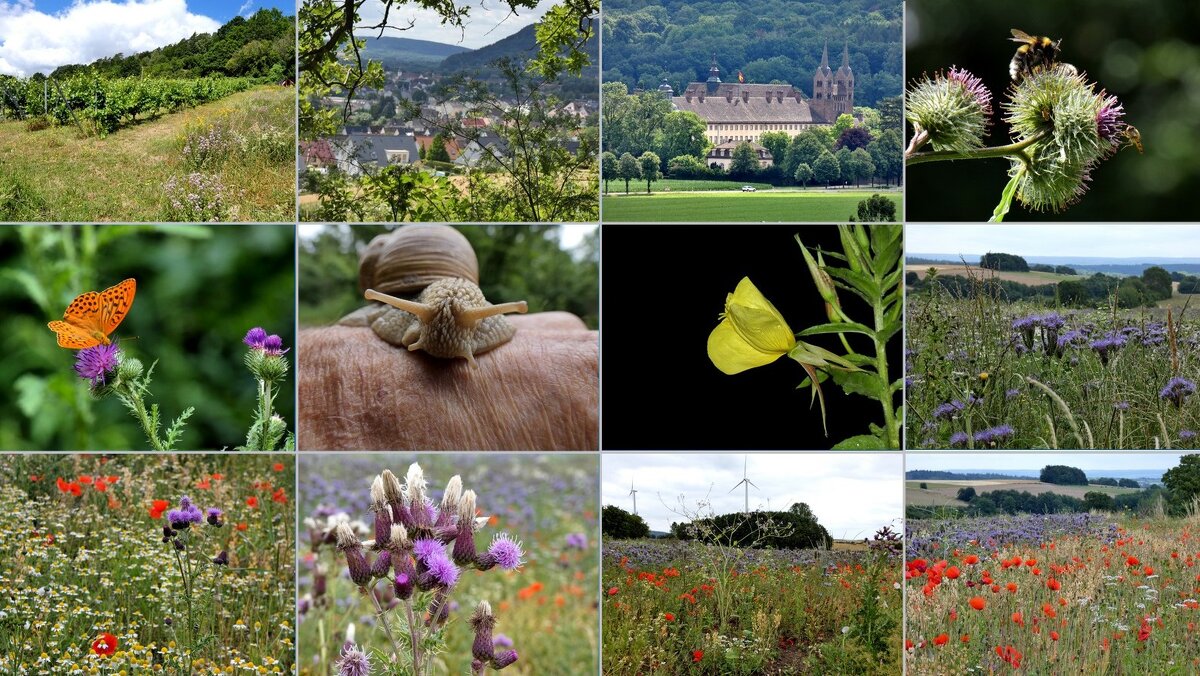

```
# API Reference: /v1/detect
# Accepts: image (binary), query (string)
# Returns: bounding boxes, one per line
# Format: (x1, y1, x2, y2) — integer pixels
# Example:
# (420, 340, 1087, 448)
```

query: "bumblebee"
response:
(1009, 29, 1075, 82)
(1123, 125, 1144, 154)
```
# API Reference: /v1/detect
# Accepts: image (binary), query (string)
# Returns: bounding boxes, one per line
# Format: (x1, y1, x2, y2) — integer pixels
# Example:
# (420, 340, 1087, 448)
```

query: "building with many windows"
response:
(668, 44, 854, 147)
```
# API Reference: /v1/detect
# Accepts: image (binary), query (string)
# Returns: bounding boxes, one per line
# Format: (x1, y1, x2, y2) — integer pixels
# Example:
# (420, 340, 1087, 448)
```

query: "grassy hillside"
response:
(357, 35, 470, 69)
(0, 86, 294, 222)
(907, 263, 1081, 286)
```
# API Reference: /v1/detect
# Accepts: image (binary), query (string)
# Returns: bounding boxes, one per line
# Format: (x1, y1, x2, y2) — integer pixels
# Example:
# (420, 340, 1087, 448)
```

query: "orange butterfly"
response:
(47, 278, 136, 349)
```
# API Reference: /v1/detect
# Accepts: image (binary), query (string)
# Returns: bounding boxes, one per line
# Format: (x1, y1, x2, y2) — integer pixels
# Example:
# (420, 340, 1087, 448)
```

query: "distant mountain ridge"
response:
(356, 36, 471, 69)
(908, 254, 1200, 276)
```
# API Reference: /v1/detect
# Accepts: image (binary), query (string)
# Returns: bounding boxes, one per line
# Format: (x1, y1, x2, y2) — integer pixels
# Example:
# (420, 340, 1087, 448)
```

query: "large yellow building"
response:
(669, 44, 854, 146)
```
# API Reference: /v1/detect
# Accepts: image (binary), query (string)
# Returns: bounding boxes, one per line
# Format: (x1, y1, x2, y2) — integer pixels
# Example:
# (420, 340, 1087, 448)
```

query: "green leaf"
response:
(797, 322, 875, 338)
(890, 378, 905, 394)
(831, 369, 886, 402)
(877, 320, 901, 345)
(824, 266, 881, 302)
(789, 341, 859, 370)
(870, 225, 903, 277)
(990, 172, 1022, 223)
(14, 374, 47, 418)
(832, 434, 887, 450)
(2, 269, 50, 314)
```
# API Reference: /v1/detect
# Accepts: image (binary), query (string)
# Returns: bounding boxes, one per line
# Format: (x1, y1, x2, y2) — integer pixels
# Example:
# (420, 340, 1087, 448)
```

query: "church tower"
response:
(706, 54, 722, 94)
(833, 43, 855, 116)
(812, 42, 835, 122)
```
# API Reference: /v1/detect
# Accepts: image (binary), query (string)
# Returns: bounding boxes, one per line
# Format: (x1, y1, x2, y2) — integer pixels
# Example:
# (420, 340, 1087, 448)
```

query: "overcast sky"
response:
(602, 453, 903, 539)
(356, 0, 558, 49)
(298, 223, 596, 251)
(907, 225, 1200, 259)
(907, 453, 1188, 472)
(0, 0, 290, 77)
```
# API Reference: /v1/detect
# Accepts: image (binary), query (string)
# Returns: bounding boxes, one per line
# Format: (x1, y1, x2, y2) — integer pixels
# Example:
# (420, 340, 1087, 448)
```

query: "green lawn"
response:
(601, 188, 902, 222)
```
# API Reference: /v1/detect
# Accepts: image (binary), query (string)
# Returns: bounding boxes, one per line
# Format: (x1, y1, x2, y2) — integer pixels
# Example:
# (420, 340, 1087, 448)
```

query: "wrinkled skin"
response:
(299, 313, 597, 450)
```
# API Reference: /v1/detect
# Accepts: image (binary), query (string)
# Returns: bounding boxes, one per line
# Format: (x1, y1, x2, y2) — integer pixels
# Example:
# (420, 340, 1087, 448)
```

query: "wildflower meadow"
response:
(602, 532, 902, 674)
(907, 279, 1200, 449)
(0, 453, 296, 674)
(906, 512, 1200, 674)
(297, 454, 599, 675)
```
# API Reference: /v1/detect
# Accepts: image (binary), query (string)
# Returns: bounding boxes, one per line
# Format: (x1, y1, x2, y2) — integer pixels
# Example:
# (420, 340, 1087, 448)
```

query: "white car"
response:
(740, 185, 756, 192)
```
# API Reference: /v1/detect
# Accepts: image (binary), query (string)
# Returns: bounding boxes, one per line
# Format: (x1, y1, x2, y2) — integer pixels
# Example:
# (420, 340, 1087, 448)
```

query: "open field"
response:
(907, 513, 1200, 674)
(907, 264, 1080, 285)
(603, 537, 900, 675)
(602, 189, 901, 222)
(906, 292, 1200, 449)
(907, 480, 1140, 507)
(0, 454, 295, 673)
(0, 86, 295, 222)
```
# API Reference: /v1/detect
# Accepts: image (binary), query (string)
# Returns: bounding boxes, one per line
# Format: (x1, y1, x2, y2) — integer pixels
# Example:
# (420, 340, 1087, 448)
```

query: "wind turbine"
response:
(628, 478, 639, 515)
(729, 456, 759, 513)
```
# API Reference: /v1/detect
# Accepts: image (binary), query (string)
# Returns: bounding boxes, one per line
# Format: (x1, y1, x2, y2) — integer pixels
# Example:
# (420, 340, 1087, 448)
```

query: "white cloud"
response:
(0, 0, 221, 77)
(237, 0, 254, 16)
(356, 0, 559, 49)
(602, 453, 903, 538)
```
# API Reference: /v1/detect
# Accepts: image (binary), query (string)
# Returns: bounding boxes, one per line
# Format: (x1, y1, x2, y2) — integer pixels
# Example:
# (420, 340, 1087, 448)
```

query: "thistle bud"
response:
(335, 523, 372, 588)
(436, 476, 462, 528)
(452, 490, 479, 566)
(212, 550, 229, 566)
(370, 550, 392, 579)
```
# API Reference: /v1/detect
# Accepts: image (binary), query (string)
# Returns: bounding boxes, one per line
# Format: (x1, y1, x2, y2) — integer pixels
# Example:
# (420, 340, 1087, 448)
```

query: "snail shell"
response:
(339, 225, 528, 368)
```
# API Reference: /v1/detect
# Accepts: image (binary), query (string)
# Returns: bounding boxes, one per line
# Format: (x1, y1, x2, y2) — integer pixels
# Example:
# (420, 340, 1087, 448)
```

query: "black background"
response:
(601, 224, 902, 450)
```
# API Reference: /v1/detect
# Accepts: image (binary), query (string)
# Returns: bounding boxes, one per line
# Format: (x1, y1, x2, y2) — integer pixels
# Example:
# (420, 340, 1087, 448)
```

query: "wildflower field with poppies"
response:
(602, 537, 902, 675)
(906, 513, 1200, 674)
(0, 453, 295, 673)
(296, 454, 599, 675)
(907, 287, 1200, 449)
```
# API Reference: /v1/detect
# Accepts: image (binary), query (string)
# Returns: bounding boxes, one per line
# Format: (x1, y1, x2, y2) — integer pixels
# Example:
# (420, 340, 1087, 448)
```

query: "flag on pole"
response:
(737, 70, 745, 83)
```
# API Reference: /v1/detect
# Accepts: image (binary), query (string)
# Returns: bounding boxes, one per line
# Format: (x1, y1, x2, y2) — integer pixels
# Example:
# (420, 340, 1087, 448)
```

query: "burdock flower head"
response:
(74, 343, 120, 388)
(905, 66, 994, 153)
(470, 601, 519, 673)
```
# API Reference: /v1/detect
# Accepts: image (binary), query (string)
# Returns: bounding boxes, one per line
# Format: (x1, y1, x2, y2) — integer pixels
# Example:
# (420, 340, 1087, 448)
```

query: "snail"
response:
(338, 225, 528, 368)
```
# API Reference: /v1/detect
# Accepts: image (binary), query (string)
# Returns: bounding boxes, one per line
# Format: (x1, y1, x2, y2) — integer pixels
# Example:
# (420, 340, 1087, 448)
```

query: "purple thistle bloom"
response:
(243, 327, 268, 349)
(74, 343, 120, 387)
(412, 537, 442, 563)
(492, 650, 519, 669)
(425, 551, 460, 587)
(206, 507, 223, 527)
(565, 532, 588, 549)
(488, 534, 524, 571)
(262, 334, 289, 356)
(168, 498, 204, 530)
(335, 643, 370, 676)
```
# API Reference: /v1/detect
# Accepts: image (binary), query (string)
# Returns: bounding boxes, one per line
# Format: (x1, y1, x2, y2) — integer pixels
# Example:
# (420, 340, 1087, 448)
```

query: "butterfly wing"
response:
(98, 278, 136, 335)
(48, 319, 102, 349)
(48, 278, 136, 349)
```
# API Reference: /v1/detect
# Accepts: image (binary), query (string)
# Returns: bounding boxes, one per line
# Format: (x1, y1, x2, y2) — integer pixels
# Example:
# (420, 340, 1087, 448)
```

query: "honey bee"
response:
(1009, 29, 1076, 82)
(1123, 125, 1144, 153)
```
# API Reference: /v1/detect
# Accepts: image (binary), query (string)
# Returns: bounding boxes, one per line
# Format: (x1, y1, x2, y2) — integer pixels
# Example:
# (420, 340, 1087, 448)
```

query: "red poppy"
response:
(246, 496, 259, 508)
(960, 634, 970, 644)
(1047, 577, 1061, 591)
(211, 473, 224, 481)
(945, 566, 961, 580)
(1006, 582, 1018, 593)
(91, 632, 118, 656)
(963, 554, 979, 565)
(607, 587, 619, 596)
(1011, 611, 1024, 626)
(692, 649, 703, 662)
(235, 522, 248, 531)
(1127, 555, 1140, 566)
(969, 596, 986, 611)
(106, 476, 119, 484)
(904, 639, 914, 650)
(272, 462, 284, 472)
(272, 487, 288, 504)
(1050, 631, 1060, 641)
(1138, 620, 1152, 641)
(149, 499, 170, 519)
(933, 633, 949, 646)
(664, 612, 675, 622)
(78, 475, 93, 485)
(94, 480, 108, 492)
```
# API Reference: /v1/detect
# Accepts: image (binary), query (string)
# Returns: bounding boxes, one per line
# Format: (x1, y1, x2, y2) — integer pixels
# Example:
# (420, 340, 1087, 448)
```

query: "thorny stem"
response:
(405, 597, 424, 675)
(905, 130, 1048, 165)
(367, 584, 406, 665)
(119, 382, 166, 451)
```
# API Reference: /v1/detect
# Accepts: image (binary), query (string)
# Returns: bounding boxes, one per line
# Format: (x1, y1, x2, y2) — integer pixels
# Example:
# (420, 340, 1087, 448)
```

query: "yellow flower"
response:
(707, 277, 797, 374)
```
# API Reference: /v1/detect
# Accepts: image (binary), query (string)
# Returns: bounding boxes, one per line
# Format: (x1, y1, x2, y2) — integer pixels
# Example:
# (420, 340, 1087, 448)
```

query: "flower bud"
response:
(335, 523, 372, 588)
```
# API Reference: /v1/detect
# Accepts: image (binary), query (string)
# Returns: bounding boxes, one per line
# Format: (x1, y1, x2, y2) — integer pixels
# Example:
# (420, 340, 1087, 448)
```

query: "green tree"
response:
(1142, 265, 1173, 301)
(813, 151, 841, 186)
(1084, 492, 1115, 511)
(427, 133, 451, 163)
(855, 194, 896, 222)
(1040, 465, 1088, 486)
(782, 130, 827, 178)
(638, 151, 661, 193)
(602, 504, 650, 539)
(617, 152, 640, 194)
(759, 131, 790, 167)
(729, 141, 759, 176)
(601, 151, 617, 194)
(833, 113, 856, 139)
(667, 154, 707, 178)
(1117, 277, 1150, 308)
(956, 486, 976, 502)
(848, 147, 875, 187)
(793, 162, 813, 188)
(655, 111, 709, 165)
(1164, 455, 1200, 515)
(1058, 279, 1086, 305)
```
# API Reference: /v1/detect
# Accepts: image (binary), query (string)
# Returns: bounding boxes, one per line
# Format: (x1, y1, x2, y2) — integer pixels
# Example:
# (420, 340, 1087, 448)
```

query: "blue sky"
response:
(0, 0, 293, 77)
(907, 224, 1200, 260)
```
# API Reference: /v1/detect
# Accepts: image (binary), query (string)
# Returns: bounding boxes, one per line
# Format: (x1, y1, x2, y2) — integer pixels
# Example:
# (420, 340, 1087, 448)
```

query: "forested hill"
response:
(602, 0, 902, 108)
(48, 9, 294, 80)
(439, 23, 600, 79)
